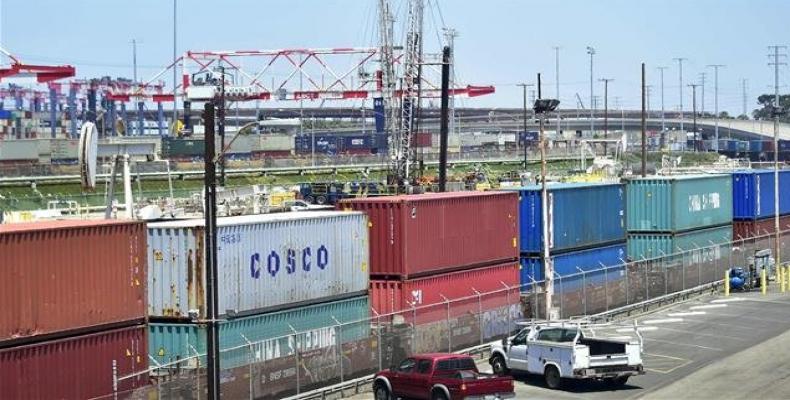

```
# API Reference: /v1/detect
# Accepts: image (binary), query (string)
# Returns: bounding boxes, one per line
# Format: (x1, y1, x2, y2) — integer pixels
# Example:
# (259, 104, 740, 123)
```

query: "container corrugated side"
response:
(0, 139, 38, 161)
(506, 183, 626, 254)
(260, 134, 294, 151)
(149, 296, 369, 369)
(0, 220, 146, 345)
(732, 170, 790, 220)
(733, 215, 790, 240)
(520, 242, 627, 290)
(339, 191, 519, 279)
(627, 225, 733, 261)
(626, 175, 733, 232)
(369, 261, 520, 323)
(0, 325, 148, 399)
(147, 211, 369, 319)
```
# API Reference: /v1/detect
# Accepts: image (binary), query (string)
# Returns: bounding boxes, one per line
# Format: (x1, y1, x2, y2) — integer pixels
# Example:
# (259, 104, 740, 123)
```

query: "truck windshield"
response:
(435, 358, 477, 372)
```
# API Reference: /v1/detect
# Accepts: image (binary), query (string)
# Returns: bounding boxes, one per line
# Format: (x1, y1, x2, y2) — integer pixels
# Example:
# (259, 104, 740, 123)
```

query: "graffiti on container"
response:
(414, 321, 448, 353)
(249, 245, 329, 279)
(688, 192, 721, 212)
(482, 304, 523, 340)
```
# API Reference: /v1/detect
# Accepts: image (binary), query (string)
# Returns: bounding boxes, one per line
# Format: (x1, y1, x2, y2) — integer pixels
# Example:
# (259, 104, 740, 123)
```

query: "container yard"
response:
(3, 1, 790, 399)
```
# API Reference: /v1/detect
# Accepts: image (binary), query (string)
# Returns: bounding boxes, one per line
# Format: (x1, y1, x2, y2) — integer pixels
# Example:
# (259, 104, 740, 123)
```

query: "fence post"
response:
(472, 288, 483, 346)
(287, 325, 300, 395)
(620, 258, 628, 306)
(530, 278, 538, 320)
(189, 344, 201, 400)
(412, 304, 417, 354)
(681, 249, 686, 291)
(576, 267, 587, 316)
(240, 334, 254, 400)
(331, 316, 344, 383)
(641, 257, 648, 301)
(601, 262, 610, 312)
(440, 294, 452, 352)
(552, 273, 564, 319)
(112, 359, 118, 400)
(372, 309, 382, 372)
(501, 282, 512, 336)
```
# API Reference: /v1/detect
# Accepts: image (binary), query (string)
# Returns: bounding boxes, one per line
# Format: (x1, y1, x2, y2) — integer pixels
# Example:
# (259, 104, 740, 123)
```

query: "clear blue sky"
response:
(3, 0, 790, 114)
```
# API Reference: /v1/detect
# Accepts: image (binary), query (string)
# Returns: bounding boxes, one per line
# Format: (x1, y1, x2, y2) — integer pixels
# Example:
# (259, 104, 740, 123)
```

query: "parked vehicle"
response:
(373, 353, 515, 400)
(489, 322, 644, 389)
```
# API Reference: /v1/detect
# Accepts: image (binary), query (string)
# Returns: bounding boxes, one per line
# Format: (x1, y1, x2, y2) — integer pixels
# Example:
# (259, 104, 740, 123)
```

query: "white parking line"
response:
(689, 304, 728, 310)
(643, 318, 684, 324)
(645, 337, 723, 351)
(711, 297, 746, 303)
(667, 311, 707, 317)
(617, 326, 658, 333)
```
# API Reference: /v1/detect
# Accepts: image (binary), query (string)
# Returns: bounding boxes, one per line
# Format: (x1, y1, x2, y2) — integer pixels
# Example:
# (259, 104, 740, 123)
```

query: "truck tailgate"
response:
(461, 374, 514, 396)
(589, 353, 631, 367)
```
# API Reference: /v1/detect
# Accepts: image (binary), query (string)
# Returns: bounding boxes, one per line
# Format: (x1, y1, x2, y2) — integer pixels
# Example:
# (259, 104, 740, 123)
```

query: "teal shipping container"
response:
(627, 224, 732, 261)
(149, 296, 369, 369)
(504, 182, 626, 254)
(627, 174, 733, 232)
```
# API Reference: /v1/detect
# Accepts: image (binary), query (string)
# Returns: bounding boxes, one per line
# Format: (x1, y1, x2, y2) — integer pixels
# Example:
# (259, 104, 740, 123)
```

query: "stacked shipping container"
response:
(339, 192, 522, 333)
(505, 183, 628, 296)
(0, 219, 149, 397)
(730, 169, 790, 242)
(626, 174, 733, 262)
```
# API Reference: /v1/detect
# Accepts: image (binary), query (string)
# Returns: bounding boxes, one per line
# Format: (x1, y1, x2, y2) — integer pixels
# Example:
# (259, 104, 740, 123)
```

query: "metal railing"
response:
(102, 227, 789, 399)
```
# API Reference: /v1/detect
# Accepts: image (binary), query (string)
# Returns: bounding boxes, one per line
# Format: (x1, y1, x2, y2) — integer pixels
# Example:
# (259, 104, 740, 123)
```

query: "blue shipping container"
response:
(339, 135, 373, 151)
(749, 140, 764, 153)
(520, 242, 627, 291)
(505, 182, 626, 255)
(0, 109, 12, 119)
(732, 169, 790, 220)
(295, 135, 339, 155)
(780, 140, 790, 152)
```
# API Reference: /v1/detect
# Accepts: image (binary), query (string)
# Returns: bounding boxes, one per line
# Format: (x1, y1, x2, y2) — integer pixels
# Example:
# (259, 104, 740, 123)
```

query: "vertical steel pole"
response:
(112, 359, 118, 400)
(642, 63, 647, 177)
(555, 46, 561, 138)
(203, 103, 220, 400)
(172, 0, 178, 127)
(438, 46, 450, 192)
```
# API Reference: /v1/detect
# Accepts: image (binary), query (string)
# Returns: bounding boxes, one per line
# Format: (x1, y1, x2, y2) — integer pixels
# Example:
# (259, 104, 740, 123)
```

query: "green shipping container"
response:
(627, 224, 732, 261)
(149, 296, 370, 369)
(626, 174, 733, 232)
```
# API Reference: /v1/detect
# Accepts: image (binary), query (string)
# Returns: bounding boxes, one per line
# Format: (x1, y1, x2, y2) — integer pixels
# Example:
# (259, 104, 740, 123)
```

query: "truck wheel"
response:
(373, 383, 391, 400)
(491, 354, 510, 376)
(432, 390, 449, 400)
(544, 365, 563, 390)
(316, 195, 328, 205)
(304, 195, 315, 204)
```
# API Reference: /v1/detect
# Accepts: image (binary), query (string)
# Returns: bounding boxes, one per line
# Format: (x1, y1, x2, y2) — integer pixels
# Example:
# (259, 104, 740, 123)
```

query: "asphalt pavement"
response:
(342, 290, 790, 400)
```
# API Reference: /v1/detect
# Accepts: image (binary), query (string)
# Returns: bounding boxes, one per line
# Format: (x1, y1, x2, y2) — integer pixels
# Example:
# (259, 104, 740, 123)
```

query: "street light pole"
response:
(707, 64, 725, 151)
(657, 66, 667, 148)
(517, 83, 534, 168)
(172, 0, 178, 134)
(674, 57, 687, 132)
(688, 83, 699, 149)
(202, 102, 220, 400)
(587, 47, 595, 136)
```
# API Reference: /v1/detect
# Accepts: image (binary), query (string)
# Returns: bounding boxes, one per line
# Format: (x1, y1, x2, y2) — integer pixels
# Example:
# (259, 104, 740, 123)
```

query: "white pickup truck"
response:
(489, 323, 644, 389)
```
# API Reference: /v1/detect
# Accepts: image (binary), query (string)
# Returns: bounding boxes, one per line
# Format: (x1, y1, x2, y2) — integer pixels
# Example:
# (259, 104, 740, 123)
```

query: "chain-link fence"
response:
(103, 228, 789, 399)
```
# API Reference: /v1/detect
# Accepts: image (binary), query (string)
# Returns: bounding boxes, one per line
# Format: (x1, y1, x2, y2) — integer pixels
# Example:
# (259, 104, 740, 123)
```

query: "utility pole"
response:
(554, 46, 561, 137)
(699, 72, 706, 116)
(131, 39, 138, 84)
(768, 45, 786, 275)
(707, 64, 725, 151)
(688, 83, 699, 148)
(599, 78, 613, 154)
(587, 47, 596, 136)
(742, 78, 748, 118)
(657, 66, 667, 146)
(438, 46, 450, 192)
(172, 0, 178, 133)
(536, 72, 553, 320)
(517, 83, 534, 168)
(218, 63, 226, 186)
(674, 57, 687, 131)
(641, 63, 647, 177)
(202, 102, 220, 400)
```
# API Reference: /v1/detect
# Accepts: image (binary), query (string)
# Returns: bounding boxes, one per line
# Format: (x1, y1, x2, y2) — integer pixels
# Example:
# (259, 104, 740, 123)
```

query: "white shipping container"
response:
(0, 139, 38, 161)
(147, 211, 369, 319)
(259, 134, 294, 151)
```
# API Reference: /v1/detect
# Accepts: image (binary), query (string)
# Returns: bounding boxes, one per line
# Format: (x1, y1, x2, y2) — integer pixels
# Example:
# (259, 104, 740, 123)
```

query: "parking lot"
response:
(344, 291, 790, 399)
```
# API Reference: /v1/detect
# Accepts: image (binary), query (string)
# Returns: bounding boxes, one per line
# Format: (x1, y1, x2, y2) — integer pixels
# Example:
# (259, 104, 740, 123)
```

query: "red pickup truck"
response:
(372, 353, 516, 400)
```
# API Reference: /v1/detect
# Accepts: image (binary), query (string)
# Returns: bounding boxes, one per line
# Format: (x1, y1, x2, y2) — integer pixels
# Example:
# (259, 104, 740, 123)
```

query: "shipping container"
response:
(520, 242, 627, 286)
(295, 134, 338, 154)
(228, 133, 261, 154)
(779, 139, 790, 152)
(733, 215, 790, 239)
(411, 132, 432, 148)
(627, 224, 732, 261)
(149, 296, 369, 369)
(339, 191, 519, 279)
(161, 137, 204, 158)
(0, 325, 148, 399)
(732, 169, 790, 220)
(0, 220, 146, 345)
(259, 134, 294, 152)
(626, 174, 733, 232)
(0, 139, 38, 161)
(505, 183, 626, 254)
(147, 211, 369, 319)
(369, 261, 520, 321)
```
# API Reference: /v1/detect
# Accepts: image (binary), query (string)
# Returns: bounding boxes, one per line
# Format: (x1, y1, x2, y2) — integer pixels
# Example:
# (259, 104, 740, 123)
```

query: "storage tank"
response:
(626, 174, 733, 232)
(503, 182, 626, 254)
(0, 220, 146, 345)
(147, 211, 369, 320)
(338, 191, 519, 279)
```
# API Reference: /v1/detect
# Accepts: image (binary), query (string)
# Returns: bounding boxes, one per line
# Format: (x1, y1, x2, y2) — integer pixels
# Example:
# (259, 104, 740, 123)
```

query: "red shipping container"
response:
(411, 132, 433, 148)
(0, 219, 146, 345)
(733, 215, 790, 239)
(370, 261, 521, 324)
(340, 191, 519, 278)
(0, 325, 148, 399)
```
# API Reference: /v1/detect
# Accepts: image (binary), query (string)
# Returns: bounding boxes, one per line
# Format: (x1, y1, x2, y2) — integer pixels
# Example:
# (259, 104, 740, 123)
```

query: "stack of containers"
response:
(731, 169, 790, 239)
(507, 183, 627, 315)
(626, 175, 733, 263)
(146, 211, 371, 374)
(0, 220, 149, 399)
(339, 192, 521, 331)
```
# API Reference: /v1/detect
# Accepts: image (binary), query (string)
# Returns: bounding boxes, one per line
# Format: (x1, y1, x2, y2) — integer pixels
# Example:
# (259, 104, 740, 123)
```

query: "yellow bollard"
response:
(786, 265, 790, 293)
(779, 266, 785, 293)
(761, 269, 768, 295)
(724, 269, 730, 297)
